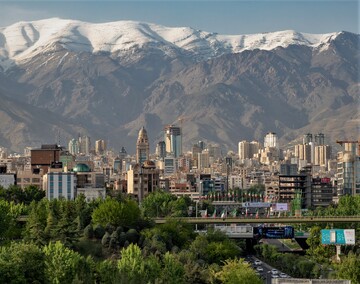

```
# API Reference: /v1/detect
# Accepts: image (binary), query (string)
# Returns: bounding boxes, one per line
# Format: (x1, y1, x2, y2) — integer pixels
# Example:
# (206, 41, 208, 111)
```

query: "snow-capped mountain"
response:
(0, 18, 358, 152)
(0, 18, 340, 69)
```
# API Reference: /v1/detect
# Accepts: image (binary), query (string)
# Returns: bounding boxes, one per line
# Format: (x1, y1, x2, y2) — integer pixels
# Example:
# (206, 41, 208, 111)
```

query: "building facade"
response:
(136, 127, 150, 164)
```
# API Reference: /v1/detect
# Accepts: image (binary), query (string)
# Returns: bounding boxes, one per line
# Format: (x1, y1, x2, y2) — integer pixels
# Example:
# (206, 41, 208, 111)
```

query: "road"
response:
(247, 255, 289, 284)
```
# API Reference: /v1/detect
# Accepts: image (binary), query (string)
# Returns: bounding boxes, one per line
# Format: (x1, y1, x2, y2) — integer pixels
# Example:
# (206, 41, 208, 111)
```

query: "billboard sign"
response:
(275, 203, 289, 211)
(256, 226, 294, 239)
(321, 229, 356, 245)
(242, 202, 271, 208)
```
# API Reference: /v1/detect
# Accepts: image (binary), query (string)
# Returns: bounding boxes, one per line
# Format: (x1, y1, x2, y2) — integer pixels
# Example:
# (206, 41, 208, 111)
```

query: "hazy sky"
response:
(0, 1, 358, 34)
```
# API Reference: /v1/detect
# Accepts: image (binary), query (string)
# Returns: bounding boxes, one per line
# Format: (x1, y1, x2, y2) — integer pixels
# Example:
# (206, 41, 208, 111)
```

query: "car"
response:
(254, 260, 262, 266)
(256, 267, 264, 272)
(271, 269, 278, 275)
(272, 274, 279, 278)
(280, 273, 288, 278)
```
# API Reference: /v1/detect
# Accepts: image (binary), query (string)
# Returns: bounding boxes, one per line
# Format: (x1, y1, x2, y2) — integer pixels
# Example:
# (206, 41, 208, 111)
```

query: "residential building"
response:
(127, 161, 160, 202)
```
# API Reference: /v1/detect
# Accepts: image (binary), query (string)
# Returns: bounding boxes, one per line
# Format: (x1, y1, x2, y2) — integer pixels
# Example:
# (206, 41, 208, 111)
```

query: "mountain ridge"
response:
(0, 18, 346, 70)
(0, 19, 358, 153)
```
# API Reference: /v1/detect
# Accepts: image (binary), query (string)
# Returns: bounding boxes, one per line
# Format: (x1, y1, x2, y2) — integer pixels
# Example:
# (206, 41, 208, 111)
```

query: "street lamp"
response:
(195, 200, 198, 231)
(266, 271, 272, 284)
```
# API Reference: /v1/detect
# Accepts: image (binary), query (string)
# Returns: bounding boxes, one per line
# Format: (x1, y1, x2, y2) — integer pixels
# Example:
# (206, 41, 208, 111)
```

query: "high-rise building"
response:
(314, 145, 331, 167)
(294, 144, 311, 164)
(238, 140, 260, 160)
(119, 147, 127, 160)
(238, 140, 249, 160)
(208, 144, 221, 160)
(303, 133, 313, 144)
(95, 139, 106, 155)
(79, 135, 91, 155)
(164, 125, 182, 158)
(156, 141, 166, 159)
(198, 140, 205, 150)
(136, 127, 149, 164)
(68, 139, 79, 155)
(315, 133, 325, 145)
(337, 151, 360, 196)
(264, 132, 279, 149)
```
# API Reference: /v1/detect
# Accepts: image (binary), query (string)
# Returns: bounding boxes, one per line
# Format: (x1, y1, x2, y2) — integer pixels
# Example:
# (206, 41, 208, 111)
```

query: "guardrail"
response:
(153, 216, 360, 224)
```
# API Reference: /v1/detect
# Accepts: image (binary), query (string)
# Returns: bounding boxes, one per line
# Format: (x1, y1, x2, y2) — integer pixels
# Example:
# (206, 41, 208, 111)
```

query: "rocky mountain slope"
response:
(0, 19, 358, 153)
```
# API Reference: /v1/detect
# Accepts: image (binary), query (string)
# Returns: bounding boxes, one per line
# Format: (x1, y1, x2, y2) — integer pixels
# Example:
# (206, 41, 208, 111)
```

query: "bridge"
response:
(154, 216, 360, 224)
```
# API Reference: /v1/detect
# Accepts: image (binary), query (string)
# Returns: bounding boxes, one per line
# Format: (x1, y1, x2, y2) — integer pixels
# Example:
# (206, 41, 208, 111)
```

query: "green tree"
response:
(0, 200, 12, 239)
(336, 252, 360, 284)
(205, 240, 241, 264)
(213, 258, 262, 284)
(0, 242, 45, 284)
(306, 226, 335, 264)
(23, 185, 46, 204)
(160, 252, 186, 284)
(25, 199, 49, 245)
(96, 259, 120, 283)
(141, 190, 177, 218)
(92, 198, 140, 227)
(54, 200, 80, 247)
(117, 243, 146, 284)
(43, 241, 82, 284)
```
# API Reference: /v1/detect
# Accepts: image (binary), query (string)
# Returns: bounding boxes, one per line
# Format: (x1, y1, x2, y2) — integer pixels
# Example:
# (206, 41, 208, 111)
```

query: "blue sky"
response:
(0, 1, 358, 34)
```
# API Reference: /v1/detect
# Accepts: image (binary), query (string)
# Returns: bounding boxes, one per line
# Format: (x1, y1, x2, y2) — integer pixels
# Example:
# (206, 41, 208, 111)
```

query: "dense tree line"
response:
(1, 187, 360, 283)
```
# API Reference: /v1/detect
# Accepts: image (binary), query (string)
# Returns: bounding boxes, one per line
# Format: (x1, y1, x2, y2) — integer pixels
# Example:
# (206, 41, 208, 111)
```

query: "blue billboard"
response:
(321, 229, 355, 245)
(255, 226, 294, 239)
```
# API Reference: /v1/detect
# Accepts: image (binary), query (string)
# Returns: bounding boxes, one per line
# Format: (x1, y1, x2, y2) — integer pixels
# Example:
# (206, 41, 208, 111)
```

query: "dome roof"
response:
(137, 126, 149, 143)
(73, 163, 91, 172)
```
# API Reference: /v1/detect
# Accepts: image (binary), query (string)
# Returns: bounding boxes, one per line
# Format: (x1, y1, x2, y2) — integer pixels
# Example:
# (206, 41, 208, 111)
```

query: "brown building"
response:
(31, 144, 62, 174)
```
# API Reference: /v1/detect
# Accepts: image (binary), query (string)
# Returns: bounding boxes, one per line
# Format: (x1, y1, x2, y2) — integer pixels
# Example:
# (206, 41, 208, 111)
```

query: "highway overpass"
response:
(153, 216, 360, 224)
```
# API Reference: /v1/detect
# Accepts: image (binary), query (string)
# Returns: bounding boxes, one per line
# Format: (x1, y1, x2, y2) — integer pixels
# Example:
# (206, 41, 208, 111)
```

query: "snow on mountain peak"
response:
(0, 18, 341, 68)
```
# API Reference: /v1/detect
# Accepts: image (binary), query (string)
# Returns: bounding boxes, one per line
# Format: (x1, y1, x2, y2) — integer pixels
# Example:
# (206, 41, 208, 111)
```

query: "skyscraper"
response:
(264, 132, 279, 149)
(164, 125, 182, 158)
(95, 139, 106, 155)
(156, 141, 166, 159)
(303, 133, 313, 144)
(68, 138, 79, 155)
(315, 133, 325, 145)
(136, 127, 149, 164)
(79, 135, 91, 155)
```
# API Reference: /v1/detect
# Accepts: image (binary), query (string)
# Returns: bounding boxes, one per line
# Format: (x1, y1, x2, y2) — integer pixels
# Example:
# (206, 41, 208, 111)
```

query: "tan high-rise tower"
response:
(136, 127, 149, 164)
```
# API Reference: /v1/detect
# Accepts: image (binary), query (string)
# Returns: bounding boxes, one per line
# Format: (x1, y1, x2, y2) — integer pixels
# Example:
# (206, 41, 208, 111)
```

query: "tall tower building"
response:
(136, 127, 149, 164)
(164, 125, 182, 158)
(68, 139, 79, 155)
(156, 141, 166, 159)
(95, 139, 106, 155)
(315, 133, 325, 145)
(314, 145, 331, 167)
(264, 132, 279, 149)
(79, 135, 91, 155)
(239, 140, 260, 160)
(238, 141, 250, 160)
(303, 133, 313, 144)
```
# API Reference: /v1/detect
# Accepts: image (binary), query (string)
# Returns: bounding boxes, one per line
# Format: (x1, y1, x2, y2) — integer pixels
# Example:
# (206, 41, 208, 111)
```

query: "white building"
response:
(264, 132, 279, 149)
(43, 172, 77, 200)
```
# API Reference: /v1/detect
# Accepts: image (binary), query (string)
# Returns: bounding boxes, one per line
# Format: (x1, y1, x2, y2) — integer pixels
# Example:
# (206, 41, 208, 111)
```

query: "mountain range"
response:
(0, 18, 358, 153)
